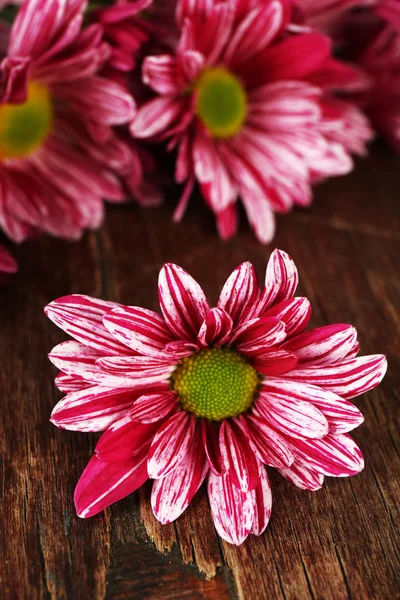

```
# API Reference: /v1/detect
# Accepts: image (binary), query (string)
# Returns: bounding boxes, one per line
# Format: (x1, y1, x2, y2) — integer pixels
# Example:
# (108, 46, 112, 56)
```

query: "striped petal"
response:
(283, 324, 358, 366)
(256, 387, 329, 439)
(207, 471, 253, 545)
(250, 465, 272, 536)
(197, 308, 233, 348)
(74, 453, 148, 518)
(151, 427, 208, 524)
(219, 420, 260, 492)
(95, 415, 159, 461)
(231, 316, 287, 355)
(284, 355, 387, 399)
(255, 249, 299, 317)
(201, 420, 225, 475)
(265, 297, 311, 336)
(45, 295, 129, 354)
(51, 386, 137, 432)
(289, 433, 364, 477)
(55, 372, 91, 393)
(251, 349, 298, 376)
(103, 306, 173, 357)
(147, 412, 196, 479)
(217, 262, 260, 326)
(158, 263, 209, 340)
(129, 392, 178, 423)
(49, 341, 102, 382)
(96, 355, 175, 389)
(245, 414, 294, 468)
(278, 461, 325, 491)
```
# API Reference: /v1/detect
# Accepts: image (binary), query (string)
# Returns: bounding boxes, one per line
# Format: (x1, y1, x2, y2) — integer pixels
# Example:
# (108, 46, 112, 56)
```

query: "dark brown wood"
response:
(1, 143, 399, 600)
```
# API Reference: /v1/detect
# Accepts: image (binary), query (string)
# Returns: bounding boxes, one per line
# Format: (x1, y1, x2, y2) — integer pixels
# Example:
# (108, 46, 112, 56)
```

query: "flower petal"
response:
(278, 461, 324, 491)
(96, 355, 175, 389)
(254, 249, 299, 316)
(265, 297, 311, 336)
(142, 55, 180, 95)
(45, 295, 129, 354)
(245, 414, 294, 468)
(231, 316, 287, 355)
(197, 308, 233, 348)
(49, 340, 102, 382)
(147, 412, 196, 478)
(74, 453, 148, 518)
(151, 427, 208, 524)
(129, 391, 178, 424)
(54, 372, 91, 393)
(251, 465, 272, 536)
(256, 388, 329, 439)
(284, 355, 387, 399)
(51, 386, 137, 432)
(289, 433, 364, 477)
(251, 349, 298, 376)
(217, 262, 260, 326)
(95, 415, 159, 461)
(219, 420, 260, 492)
(103, 306, 173, 356)
(158, 263, 209, 340)
(282, 324, 358, 366)
(201, 420, 225, 476)
(207, 471, 253, 545)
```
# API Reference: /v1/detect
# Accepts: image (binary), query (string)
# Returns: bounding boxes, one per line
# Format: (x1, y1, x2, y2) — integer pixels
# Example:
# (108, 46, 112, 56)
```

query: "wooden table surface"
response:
(1, 143, 399, 600)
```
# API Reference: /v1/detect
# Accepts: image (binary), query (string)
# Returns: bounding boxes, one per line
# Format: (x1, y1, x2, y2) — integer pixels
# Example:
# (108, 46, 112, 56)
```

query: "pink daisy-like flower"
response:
(130, 0, 372, 242)
(0, 243, 17, 281)
(45, 249, 387, 545)
(0, 0, 141, 242)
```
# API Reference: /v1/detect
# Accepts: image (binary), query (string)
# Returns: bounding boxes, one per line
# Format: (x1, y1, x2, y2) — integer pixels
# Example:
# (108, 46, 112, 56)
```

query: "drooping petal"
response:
(256, 388, 329, 439)
(45, 295, 129, 354)
(251, 465, 272, 536)
(282, 324, 358, 366)
(254, 249, 299, 317)
(217, 262, 260, 326)
(197, 308, 233, 348)
(147, 412, 196, 479)
(278, 461, 324, 491)
(264, 297, 311, 336)
(261, 378, 364, 434)
(103, 306, 173, 357)
(284, 355, 388, 399)
(95, 415, 159, 461)
(201, 420, 225, 475)
(51, 386, 137, 432)
(207, 471, 253, 545)
(230, 316, 286, 355)
(74, 453, 148, 518)
(244, 414, 294, 468)
(151, 427, 208, 524)
(251, 349, 298, 376)
(219, 420, 260, 492)
(129, 391, 178, 424)
(158, 263, 209, 340)
(288, 433, 364, 477)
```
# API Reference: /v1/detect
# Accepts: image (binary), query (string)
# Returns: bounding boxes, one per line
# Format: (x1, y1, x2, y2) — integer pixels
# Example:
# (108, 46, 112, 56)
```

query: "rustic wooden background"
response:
(1, 143, 399, 600)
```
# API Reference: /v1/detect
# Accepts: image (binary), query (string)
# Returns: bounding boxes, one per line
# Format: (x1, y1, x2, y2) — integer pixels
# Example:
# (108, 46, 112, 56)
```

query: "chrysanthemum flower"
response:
(0, 243, 17, 281)
(45, 249, 387, 545)
(0, 0, 141, 242)
(129, 0, 372, 242)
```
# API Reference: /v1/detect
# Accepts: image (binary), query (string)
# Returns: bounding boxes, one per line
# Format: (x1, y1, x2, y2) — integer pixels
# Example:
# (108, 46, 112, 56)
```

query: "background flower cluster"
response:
(0, 0, 399, 275)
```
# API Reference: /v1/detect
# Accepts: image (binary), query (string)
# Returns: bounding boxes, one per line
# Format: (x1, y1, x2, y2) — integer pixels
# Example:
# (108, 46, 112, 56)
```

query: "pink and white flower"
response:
(45, 249, 387, 545)
(0, 0, 157, 242)
(0, 243, 17, 281)
(130, 0, 372, 243)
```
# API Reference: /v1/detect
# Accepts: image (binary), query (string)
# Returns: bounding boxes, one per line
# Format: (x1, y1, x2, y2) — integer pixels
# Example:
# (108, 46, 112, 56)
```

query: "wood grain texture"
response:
(1, 143, 399, 600)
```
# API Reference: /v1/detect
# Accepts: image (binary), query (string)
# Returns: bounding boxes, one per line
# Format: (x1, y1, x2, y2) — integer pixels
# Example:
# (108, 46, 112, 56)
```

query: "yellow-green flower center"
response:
(171, 347, 260, 421)
(0, 82, 53, 159)
(195, 67, 248, 139)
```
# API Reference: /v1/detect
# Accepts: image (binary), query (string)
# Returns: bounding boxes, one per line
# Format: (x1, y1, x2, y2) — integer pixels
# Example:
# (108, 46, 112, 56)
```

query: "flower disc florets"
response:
(171, 347, 260, 420)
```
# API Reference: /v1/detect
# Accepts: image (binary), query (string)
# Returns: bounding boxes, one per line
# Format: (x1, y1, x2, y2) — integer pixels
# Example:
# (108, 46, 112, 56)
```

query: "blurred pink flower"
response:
(0, 243, 17, 281)
(45, 249, 387, 545)
(130, 0, 372, 242)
